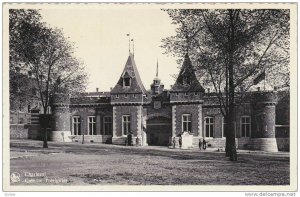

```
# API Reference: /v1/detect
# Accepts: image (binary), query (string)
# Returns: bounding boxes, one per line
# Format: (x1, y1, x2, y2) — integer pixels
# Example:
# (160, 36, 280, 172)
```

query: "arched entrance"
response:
(146, 116, 172, 146)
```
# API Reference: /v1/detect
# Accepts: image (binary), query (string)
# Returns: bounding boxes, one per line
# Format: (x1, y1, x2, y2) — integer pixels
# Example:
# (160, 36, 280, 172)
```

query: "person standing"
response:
(203, 138, 207, 150)
(178, 134, 182, 149)
(127, 132, 132, 146)
(199, 138, 203, 151)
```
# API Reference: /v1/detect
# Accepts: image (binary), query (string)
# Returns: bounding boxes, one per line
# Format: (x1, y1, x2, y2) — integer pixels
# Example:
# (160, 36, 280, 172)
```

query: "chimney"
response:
(96, 88, 99, 92)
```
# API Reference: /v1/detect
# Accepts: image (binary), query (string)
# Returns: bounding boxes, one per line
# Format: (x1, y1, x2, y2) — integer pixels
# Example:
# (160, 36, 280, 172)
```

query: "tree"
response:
(162, 9, 289, 161)
(9, 9, 88, 148)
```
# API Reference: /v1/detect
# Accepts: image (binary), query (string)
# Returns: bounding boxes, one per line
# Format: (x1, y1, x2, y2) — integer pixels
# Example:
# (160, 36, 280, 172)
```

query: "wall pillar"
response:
(198, 104, 203, 138)
(141, 108, 148, 146)
(171, 105, 177, 137)
(136, 105, 142, 146)
(112, 106, 117, 138)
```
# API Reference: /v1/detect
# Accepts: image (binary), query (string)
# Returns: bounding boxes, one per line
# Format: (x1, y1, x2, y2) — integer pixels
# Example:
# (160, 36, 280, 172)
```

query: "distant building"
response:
(42, 53, 289, 151)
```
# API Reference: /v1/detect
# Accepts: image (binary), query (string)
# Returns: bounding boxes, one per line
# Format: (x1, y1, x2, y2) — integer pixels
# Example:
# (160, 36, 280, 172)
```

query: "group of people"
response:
(172, 135, 207, 150)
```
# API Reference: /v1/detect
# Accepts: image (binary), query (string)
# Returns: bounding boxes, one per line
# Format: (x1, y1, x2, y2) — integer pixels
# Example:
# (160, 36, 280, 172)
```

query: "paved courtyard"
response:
(10, 139, 290, 185)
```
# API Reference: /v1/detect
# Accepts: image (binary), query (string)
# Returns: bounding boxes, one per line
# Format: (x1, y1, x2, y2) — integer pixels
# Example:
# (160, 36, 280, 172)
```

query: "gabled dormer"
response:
(122, 71, 132, 88)
(170, 53, 204, 103)
(111, 53, 147, 104)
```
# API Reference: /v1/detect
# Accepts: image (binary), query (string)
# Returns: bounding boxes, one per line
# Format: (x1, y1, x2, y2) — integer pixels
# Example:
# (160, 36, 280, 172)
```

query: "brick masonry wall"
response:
(252, 104, 276, 138)
(111, 93, 143, 104)
(276, 138, 289, 151)
(202, 103, 252, 139)
(52, 106, 70, 131)
(170, 92, 202, 103)
(202, 107, 223, 138)
(70, 106, 112, 135)
(174, 104, 201, 136)
(10, 124, 28, 139)
(146, 104, 172, 119)
(70, 135, 112, 144)
(113, 105, 140, 137)
(10, 112, 31, 124)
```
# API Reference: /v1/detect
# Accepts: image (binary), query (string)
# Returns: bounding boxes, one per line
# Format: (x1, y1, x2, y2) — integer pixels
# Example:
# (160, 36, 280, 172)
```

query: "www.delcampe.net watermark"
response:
(245, 192, 296, 197)
(10, 171, 68, 185)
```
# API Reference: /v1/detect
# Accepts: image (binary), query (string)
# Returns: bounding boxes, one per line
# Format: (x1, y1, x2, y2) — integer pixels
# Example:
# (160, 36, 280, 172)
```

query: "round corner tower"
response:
(252, 91, 278, 152)
(51, 92, 72, 142)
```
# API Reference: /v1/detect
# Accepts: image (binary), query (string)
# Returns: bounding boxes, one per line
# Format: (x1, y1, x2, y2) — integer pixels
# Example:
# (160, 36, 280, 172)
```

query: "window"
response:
(182, 114, 192, 133)
(155, 80, 158, 84)
(133, 94, 136, 98)
(194, 92, 198, 96)
(205, 117, 214, 138)
(122, 115, 131, 135)
(124, 78, 131, 87)
(116, 94, 119, 99)
(88, 116, 96, 135)
(185, 92, 188, 96)
(103, 116, 112, 135)
(124, 94, 128, 98)
(72, 116, 81, 135)
(155, 86, 159, 93)
(241, 116, 251, 137)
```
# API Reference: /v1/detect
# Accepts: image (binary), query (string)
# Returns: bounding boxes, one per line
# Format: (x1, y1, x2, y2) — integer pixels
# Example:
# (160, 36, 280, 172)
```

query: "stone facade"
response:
(48, 53, 289, 152)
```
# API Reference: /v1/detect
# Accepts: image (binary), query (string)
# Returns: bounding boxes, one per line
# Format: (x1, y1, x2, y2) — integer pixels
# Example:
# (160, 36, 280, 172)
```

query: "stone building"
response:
(50, 53, 289, 152)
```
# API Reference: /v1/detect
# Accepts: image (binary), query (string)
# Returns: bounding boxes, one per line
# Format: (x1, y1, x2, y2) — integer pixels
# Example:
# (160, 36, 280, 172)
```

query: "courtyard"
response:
(10, 139, 290, 185)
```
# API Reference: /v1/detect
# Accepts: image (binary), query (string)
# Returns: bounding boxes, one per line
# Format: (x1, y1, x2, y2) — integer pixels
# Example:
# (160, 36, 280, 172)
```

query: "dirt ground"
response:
(9, 139, 290, 185)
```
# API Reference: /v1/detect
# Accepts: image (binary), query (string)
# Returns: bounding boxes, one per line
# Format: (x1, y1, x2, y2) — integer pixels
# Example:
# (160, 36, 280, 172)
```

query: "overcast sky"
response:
(40, 7, 180, 92)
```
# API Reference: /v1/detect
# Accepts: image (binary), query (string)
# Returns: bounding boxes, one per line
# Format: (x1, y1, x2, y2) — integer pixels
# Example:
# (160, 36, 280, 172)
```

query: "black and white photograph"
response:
(2, 2, 297, 192)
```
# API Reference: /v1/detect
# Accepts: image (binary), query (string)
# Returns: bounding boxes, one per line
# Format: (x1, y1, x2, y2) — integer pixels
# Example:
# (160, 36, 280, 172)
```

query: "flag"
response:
(253, 70, 266, 85)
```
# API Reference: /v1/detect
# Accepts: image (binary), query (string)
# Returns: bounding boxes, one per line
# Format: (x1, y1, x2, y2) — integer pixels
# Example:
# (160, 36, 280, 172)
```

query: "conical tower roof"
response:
(111, 53, 147, 94)
(171, 53, 205, 92)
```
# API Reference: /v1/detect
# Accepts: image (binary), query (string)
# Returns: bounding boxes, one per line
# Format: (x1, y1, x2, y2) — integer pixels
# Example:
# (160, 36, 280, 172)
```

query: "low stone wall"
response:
(27, 124, 41, 140)
(112, 136, 144, 146)
(276, 138, 289, 152)
(206, 138, 226, 149)
(10, 124, 28, 139)
(50, 131, 72, 142)
(71, 135, 112, 144)
(237, 138, 254, 150)
(27, 125, 52, 140)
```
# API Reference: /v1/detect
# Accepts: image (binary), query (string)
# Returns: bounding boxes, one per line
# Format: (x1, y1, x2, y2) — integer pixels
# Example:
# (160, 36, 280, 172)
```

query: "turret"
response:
(51, 92, 72, 142)
(170, 53, 205, 103)
(150, 60, 164, 95)
(252, 91, 278, 152)
(110, 53, 147, 146)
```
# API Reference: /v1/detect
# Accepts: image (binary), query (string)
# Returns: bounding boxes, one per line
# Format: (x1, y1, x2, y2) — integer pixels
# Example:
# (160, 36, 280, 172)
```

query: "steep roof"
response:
(111, 53, 147, 94)
(171, 53, 205, 92)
